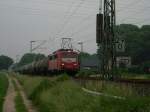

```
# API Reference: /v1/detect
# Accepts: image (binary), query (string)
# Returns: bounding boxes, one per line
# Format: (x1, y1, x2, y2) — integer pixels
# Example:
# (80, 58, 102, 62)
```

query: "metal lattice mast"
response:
(97, 0, 116, 79)
(61, 38, 73, 49)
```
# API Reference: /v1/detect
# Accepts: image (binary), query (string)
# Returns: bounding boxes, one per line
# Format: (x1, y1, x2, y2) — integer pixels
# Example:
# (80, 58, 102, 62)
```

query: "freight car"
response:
(15, 49, 80, 75)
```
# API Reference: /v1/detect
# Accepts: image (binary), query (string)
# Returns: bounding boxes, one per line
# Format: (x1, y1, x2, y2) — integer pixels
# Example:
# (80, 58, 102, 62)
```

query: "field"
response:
(15, 73, 150, 112)
(0, 72, 8, 112)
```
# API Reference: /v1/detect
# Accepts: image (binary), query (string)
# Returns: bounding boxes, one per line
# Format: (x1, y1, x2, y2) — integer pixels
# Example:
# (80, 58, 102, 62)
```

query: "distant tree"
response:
(79, 52, 91, 59)
(0, 55, 14, 70)
(115, 24, 150, 65)
(141, 25, 150, 31)
(18, 53, 45, 66)
(34, 53, 46, 61)
(96, 24, 150, 66)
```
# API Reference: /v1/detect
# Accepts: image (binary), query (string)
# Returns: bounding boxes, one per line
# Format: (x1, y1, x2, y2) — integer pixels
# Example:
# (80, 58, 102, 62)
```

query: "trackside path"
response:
(3, 75, 16, 112)
(13, 77, 38, 112)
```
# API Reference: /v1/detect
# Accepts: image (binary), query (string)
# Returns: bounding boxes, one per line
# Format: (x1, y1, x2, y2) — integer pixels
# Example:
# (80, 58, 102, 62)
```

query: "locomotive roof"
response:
(53, 49, 74, 53)
(48, 49, 78, 57)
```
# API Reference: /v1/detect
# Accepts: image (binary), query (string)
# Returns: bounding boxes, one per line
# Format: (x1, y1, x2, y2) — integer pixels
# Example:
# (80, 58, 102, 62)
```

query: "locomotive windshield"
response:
(62, 52, 78, 62)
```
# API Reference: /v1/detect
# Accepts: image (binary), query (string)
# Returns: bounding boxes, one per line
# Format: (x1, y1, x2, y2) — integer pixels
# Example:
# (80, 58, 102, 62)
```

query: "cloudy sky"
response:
(0, 0, 150, 60)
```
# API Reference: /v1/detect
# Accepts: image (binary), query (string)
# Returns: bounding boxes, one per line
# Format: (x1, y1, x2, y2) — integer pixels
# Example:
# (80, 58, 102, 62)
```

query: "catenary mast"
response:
(96, 0, 116, 79)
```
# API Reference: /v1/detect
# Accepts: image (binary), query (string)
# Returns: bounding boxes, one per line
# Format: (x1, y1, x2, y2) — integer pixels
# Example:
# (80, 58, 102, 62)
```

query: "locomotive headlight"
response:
(74, 63, 77, 66)
(61, 63, 65, 66)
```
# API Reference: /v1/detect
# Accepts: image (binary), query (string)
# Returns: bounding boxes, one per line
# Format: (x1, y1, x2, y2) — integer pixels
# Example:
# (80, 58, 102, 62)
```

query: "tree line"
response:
(0, 24, 150, 71)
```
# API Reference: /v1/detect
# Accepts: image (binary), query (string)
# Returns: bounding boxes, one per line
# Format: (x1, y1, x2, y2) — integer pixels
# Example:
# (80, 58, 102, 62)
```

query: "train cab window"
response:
(49, 55, 58, 60)
(62, 53, 78, 62)
(53, 55, 58, 59)
(49, 56, 52, 60)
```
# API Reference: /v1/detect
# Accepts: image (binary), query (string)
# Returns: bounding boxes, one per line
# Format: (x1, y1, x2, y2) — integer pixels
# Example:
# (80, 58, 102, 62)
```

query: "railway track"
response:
(74, 77, 150, 84)
(73, 76, 150, 96)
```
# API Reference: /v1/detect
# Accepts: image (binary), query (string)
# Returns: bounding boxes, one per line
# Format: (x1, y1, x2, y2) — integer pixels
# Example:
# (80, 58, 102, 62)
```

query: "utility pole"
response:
(96, 0, 116, 79)
(30, 41, 36, 53)
(15, 55, 20, 63)
(78, 42, 83, 52)
(30, 40, 46, 53)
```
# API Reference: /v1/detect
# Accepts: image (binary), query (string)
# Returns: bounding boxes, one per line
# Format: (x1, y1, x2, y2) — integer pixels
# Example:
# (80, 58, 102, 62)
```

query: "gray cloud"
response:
(0, 0, 149, 60)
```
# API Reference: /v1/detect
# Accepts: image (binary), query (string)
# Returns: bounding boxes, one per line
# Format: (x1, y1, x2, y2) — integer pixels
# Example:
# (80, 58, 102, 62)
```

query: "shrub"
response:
(0, 73, 8, 112)
(55, 73, 70, 82)
(76, 69, 96, 77)
(29, 79, 56, 100)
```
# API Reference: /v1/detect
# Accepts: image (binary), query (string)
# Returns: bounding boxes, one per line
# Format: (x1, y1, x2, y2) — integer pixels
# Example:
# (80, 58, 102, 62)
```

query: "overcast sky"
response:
(0, 0, 150, 60)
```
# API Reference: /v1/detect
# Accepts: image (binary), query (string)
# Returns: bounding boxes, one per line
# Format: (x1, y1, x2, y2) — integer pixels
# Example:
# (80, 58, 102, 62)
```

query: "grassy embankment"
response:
(0, 72, 8, 112)
(121, 72, 150, 79)
(12, 78, 27, 112)
(15, 73, 150, 112)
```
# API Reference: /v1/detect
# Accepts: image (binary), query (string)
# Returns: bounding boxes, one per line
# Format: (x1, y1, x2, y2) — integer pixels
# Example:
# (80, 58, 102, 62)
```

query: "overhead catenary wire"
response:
(1, 0, 150, 55)
(116, 0, 142, 12)
(119, 6, 150, 23)
(55, 0, 86, 38)
(60, 14, 96, 37)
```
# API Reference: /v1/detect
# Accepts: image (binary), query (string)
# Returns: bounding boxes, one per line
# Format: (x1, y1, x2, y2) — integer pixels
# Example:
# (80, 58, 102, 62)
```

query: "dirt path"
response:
(3, 75, 16, 112)
(13, 78, 38, 112)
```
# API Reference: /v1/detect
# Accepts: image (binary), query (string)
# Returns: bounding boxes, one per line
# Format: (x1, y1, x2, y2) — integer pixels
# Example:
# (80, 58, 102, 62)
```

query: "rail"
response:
(73, 77, 150, 96)
(74, 77, 150, 84)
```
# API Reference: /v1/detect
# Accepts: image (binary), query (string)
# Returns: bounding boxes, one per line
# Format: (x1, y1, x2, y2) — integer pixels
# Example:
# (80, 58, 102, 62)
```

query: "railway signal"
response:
(115, 39, 125, 52)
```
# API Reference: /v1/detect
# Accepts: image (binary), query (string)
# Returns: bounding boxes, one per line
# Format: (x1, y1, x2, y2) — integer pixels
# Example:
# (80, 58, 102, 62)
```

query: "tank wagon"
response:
(15, 49, 80, 75)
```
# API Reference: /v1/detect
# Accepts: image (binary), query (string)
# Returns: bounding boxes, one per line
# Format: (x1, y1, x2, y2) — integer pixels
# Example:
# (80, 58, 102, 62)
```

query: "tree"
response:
(0, 55, 14, 70)
(79, 52, 91, 59)
(18, 53, 45, 66)
(115, 24, 150, 65)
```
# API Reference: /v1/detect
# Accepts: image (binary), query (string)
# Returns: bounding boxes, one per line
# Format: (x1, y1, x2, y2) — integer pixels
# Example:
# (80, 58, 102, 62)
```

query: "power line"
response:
(55, 0, 86, 38)
(60, 14, 95, 36)
(117, 0, 142, 12)
(118, 6, 150, 23)
(130, 18, 150, 25)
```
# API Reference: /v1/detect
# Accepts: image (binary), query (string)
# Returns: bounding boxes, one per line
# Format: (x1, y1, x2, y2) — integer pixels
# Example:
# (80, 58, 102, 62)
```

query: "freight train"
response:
(15, 49, 80, 75)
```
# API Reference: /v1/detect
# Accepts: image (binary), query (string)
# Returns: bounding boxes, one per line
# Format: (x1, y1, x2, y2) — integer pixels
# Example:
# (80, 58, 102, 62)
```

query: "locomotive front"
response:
(59, 49, 80, 72)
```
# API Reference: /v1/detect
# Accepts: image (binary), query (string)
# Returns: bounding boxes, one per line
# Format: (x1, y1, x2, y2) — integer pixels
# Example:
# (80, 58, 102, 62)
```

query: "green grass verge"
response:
(0, 72, 8, 112)
(15, 92, 27, 112)
(121, 72, 150, 79)
(15, 73, 150, 112)
(12, 78, 27, 112)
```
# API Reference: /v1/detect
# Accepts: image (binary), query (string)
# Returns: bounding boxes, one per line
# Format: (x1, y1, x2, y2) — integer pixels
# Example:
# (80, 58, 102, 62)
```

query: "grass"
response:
(15, 92, 27, 112)
(12, 78, 27, 112)
(121, 72, 150, 79)
(36, 80, 98, 112)
(0, 72, 8, 112)
(83, 80, 135, 97)
(93, 96, 150, 112)
(15, 73, 150, 112)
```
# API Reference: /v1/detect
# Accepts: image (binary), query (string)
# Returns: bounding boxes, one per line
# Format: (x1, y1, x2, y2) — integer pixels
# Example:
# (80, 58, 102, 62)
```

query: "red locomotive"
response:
(16, 49, 80, 75)
(48, 49, 79, 72)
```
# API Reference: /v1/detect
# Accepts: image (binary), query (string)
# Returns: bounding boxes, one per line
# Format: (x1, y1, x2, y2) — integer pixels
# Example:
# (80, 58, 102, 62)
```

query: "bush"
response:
(29, 79, 56, 100)
(55, 73, 70, 82)
(0, 73, 8, 112)
(93, 96, 150, 112)
(76, 69, 96, 77)
(35, 81, 97, 112)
